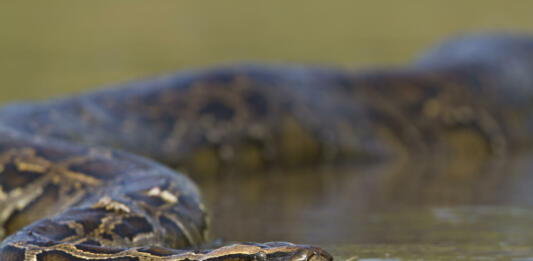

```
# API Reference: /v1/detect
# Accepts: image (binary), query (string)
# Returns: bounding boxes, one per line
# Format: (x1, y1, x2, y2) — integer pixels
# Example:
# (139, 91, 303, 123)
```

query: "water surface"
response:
(199, 154, 533, 260)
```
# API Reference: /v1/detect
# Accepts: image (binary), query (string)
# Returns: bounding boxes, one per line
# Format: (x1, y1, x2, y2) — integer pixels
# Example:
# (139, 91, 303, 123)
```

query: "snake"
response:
(1, 34, 533, 260)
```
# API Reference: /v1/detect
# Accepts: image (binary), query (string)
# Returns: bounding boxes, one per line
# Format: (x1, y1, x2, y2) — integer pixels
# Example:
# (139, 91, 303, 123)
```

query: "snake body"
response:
(1, 34, 533, 260)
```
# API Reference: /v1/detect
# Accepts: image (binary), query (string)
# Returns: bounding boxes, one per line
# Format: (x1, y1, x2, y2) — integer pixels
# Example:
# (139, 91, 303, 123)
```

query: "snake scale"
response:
(1, 34, 533, 260)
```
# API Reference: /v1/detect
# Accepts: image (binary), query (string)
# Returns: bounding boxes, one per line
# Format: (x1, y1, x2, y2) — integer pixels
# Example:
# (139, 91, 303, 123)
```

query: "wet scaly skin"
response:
(1, 34, 533, 260)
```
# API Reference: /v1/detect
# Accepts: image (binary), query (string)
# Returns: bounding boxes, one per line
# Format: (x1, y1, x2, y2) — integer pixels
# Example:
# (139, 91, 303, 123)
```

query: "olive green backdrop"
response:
(1, 1, 532, 104)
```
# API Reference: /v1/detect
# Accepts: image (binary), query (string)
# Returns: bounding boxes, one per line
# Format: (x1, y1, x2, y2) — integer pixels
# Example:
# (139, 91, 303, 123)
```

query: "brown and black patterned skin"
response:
(0, 34, 533, 260)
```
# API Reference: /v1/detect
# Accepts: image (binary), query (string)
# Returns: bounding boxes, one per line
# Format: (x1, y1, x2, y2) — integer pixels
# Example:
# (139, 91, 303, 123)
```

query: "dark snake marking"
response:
(1, 34, 533, 260)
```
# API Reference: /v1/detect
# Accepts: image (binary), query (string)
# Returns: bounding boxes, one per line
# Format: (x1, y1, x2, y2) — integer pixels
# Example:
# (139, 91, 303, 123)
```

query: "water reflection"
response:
(197, 153, 533, 259)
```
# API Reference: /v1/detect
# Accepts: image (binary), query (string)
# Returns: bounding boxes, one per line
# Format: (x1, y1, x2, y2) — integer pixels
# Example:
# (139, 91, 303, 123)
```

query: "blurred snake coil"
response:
(1, 34, 533, 260)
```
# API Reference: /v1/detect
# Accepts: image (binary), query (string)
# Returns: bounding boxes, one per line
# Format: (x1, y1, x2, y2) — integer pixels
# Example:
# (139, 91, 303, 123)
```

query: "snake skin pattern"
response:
(1, 34, 533, 260)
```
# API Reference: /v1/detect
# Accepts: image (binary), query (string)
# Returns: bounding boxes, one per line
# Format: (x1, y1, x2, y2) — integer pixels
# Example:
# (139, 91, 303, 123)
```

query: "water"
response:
(198, 154, 533, 260)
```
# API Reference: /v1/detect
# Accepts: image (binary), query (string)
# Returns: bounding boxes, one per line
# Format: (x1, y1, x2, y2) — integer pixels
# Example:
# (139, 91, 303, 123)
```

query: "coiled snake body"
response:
(1, 35, 533, 260)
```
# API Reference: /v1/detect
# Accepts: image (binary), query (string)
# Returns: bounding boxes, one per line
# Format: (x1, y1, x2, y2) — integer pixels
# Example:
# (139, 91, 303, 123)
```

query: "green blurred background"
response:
(1, 0, 533, 104)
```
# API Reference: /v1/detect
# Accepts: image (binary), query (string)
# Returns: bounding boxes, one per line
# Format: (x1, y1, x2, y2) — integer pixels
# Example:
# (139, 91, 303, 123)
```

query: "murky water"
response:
(198, 154, 533, 260)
